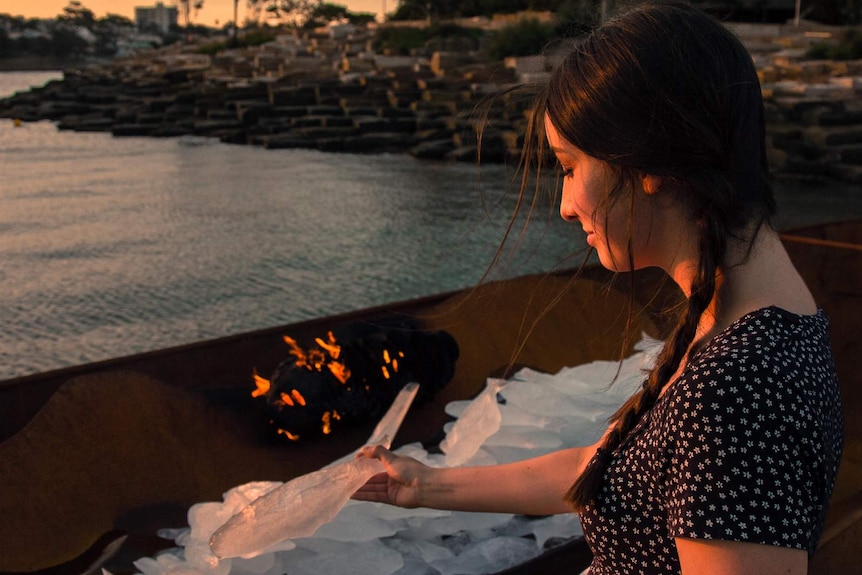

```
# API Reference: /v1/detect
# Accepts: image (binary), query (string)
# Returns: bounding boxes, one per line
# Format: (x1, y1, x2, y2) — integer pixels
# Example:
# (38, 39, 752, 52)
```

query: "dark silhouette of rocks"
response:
(2, 21, 860, 183)
(0, 26, 528, 164)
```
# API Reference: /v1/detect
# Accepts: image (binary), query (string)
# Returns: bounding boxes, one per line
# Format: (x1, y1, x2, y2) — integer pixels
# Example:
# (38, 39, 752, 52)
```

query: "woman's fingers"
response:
(354, 445, 420, 506)
(359, 444, 394, 463)
(352, 472, 392, 503)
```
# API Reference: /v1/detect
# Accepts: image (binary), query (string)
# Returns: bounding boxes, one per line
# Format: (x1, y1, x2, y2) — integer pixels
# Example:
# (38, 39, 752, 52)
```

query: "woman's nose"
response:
(559, 200, 578, 222)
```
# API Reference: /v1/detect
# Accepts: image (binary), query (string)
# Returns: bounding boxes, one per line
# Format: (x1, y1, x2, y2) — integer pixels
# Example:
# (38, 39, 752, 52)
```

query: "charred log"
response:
(258, 319, 458, 441)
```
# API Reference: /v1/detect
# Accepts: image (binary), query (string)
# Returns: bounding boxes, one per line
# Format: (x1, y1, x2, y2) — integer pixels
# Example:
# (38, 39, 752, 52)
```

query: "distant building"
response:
(135, 2, 177, 34)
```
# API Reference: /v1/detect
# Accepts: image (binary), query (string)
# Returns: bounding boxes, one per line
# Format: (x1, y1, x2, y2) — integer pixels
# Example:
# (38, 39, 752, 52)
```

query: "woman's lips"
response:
(585, 231, 596, 246)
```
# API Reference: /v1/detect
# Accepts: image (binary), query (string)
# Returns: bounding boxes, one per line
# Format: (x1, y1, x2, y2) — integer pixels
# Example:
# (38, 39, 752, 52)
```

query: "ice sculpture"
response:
(209, 382, 420, 559)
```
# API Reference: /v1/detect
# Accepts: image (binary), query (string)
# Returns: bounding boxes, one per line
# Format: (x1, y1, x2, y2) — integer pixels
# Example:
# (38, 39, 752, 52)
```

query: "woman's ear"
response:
(642, 174, 662, 195)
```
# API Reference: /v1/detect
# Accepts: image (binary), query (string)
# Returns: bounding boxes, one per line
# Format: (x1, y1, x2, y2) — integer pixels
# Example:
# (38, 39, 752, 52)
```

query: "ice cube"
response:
(431, 536, 539, 575)
(229, 553, 281, 575)
(423, 511, 514, 537)
(292, 540, 404, 575)
(443, 399, 472, 418)
(210, 457, 384, 559)
(184, 540, 230, 575)
(497, 402, 555, 430)
(484, 426, 563, 449)
(311, 501, 398, 542)
(132, 550, 187, 575)
(440, 379, 503, 467)
(382, 536, 455, 563)
(499, 381, 580, 417)
(529, 514, 584, 549)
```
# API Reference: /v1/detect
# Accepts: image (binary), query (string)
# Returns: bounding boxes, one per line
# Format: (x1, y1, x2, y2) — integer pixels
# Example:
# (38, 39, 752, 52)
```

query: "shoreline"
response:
(1, 23, 860, 183)
(0, 56, 78, 72)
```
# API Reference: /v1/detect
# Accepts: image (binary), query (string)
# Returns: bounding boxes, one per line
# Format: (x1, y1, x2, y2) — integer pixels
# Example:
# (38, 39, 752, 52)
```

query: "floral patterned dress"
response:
(581, 307, 844, 574)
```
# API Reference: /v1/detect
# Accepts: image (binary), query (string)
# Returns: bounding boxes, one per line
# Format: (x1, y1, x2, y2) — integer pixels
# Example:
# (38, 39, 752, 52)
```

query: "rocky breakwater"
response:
(3, 23, 860, 182)
(732, 22, 862, 184)
(0, 28, 530, 164)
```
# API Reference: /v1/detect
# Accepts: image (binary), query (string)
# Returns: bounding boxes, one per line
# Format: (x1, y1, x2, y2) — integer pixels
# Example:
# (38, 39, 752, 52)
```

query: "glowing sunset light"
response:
(2, 0, 386, 28)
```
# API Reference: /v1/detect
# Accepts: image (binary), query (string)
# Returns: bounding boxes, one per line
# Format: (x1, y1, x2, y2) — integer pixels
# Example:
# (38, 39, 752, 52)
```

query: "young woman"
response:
(353, 2, 844, 574)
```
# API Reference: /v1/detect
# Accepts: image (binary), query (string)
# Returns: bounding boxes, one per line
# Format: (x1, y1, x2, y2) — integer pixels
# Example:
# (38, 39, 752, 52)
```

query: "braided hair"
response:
(517, 1, 776, 511)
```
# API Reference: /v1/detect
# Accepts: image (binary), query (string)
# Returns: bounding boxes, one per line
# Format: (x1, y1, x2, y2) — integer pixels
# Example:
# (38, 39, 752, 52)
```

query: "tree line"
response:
(0, 1, 136, 60)
(386, 0, 859, 25)
(1, 0, 859, 64)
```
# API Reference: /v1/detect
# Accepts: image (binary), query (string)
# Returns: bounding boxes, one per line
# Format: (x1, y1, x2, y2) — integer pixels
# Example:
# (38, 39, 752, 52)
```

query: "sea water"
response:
(1, 71, 861, 381)
(0, 72, 582, 380)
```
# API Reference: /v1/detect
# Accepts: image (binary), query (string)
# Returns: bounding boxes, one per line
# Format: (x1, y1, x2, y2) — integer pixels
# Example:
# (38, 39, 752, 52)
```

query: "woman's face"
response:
(545, 115, 639, 272)
(544, 114, 675, 273)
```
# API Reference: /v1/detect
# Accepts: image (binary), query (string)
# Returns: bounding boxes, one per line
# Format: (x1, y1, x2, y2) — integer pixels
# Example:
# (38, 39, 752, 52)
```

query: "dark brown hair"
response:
(514, 0, 776, 511)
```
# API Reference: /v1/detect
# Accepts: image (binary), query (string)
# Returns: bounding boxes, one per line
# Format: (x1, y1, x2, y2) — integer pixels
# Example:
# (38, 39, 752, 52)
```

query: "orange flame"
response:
(257, 334, 415, 441)
(277, 428, 300, 441)
(252, 372, 271, 398)
(325, 409, 342, 433)
(274, 389, 307, 408)
(283, 336, 308, 365)
(280, 333, 353, 384)
(279, 391, 295, 407)
(381, 349, 402, 374)
(283, 332, 345, 374)
(315, 332, 341, 359)
(291, 389, 307, 406)
(328, 360, 351, 384)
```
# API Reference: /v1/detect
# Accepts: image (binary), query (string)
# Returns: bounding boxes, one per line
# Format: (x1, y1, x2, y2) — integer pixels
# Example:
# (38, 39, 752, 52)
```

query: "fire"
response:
(251, 322, 458, 443)
(277, 428, 300, 441)
(283, 336, 326, 370)
(275, 388, 307, 408)
(281, 332, 352, 384)
(321, 410, 341, 435)
(252, 372, 271, 398)
(291, 389, 307, 406)
(315, 333, 341, 359)
(379, 348, 403, 379)
(328, 361, 351, 384)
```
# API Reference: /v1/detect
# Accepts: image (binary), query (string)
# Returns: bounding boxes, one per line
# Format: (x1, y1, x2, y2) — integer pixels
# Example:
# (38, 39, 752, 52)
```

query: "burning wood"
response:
(254, 320, 458, 441)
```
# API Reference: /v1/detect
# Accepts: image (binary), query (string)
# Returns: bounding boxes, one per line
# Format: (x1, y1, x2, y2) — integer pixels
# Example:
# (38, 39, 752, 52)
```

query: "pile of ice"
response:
(130, 334, 661, 575)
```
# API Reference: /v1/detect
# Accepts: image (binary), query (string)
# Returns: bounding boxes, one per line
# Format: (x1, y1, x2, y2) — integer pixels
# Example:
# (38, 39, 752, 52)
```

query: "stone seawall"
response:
(2, 23, 860, 183)
(734, 22, 862, 184)
(0, 29, 528, 164)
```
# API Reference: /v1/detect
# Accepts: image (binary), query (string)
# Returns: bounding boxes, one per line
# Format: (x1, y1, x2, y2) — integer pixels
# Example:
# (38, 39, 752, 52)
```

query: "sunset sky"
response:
(1, 0, 391, 27)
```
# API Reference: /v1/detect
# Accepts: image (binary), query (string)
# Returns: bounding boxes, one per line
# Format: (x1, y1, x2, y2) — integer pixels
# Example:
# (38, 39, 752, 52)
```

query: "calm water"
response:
(0, 72, 583, 380)
(1, 71, 861, 381)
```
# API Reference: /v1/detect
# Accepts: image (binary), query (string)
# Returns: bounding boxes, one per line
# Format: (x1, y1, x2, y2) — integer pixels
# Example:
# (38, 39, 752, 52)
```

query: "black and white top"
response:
(581, 307, 844, 575)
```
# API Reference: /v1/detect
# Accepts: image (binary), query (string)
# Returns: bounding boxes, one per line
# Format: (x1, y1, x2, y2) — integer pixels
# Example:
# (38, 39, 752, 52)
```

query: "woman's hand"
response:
(352, 444, 430, 508)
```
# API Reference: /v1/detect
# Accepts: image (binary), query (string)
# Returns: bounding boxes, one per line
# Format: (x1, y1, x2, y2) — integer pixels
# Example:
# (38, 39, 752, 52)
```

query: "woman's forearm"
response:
(417, 445, 595, 516)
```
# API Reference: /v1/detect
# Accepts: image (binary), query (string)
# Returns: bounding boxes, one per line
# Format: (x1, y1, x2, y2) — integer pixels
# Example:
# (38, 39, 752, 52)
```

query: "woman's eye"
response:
(555, 159, 574, 178)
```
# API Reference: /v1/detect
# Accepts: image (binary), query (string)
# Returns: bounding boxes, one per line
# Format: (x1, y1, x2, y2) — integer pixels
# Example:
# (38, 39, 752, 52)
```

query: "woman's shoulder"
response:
(665, 306, 839, 420)
(696, 306, 830, 367)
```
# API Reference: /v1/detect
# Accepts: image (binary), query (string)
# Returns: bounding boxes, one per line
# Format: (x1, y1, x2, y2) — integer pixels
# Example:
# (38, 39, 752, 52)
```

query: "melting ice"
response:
(130, 334, 661, 575)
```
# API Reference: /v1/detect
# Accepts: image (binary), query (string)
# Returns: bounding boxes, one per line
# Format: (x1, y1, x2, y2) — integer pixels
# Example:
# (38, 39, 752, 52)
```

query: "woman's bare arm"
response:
(353, 439, 603, 516)
(676, 538, 807, 575)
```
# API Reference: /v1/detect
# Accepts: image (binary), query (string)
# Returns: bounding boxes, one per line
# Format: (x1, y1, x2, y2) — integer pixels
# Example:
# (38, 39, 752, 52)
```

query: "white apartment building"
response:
(135, 2, 178, 34)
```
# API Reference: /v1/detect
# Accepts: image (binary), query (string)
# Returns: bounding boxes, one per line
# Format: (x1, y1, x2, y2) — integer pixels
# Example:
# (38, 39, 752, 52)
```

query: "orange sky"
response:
(1, 0, 391, 27)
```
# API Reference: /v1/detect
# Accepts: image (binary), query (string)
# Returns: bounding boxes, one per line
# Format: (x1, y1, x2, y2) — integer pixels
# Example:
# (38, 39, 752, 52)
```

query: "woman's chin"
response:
(597, 251, 636, 273)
